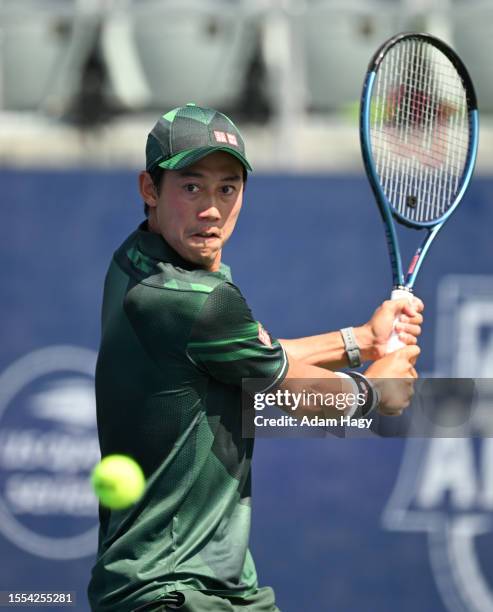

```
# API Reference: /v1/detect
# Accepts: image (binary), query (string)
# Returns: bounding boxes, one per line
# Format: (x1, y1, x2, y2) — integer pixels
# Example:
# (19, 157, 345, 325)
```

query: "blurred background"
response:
(0, 1, 492, 611)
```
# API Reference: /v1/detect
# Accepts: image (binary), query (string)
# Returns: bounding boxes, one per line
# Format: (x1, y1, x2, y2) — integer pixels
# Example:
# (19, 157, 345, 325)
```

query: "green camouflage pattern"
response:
(88, 224, 287, 612)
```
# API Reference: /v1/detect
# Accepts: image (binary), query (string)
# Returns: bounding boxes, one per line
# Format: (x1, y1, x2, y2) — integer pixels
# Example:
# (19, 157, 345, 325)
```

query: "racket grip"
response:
(386, 288, 413, 354)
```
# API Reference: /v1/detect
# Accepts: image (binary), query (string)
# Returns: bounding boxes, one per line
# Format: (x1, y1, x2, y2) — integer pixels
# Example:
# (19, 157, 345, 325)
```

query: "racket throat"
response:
(404, 248, 422, 284)
(383, 225, 404, 287)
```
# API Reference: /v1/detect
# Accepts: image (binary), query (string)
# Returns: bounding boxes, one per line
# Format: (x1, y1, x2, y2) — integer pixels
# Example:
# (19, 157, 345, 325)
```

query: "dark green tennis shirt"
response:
(88, 223, 288, 612)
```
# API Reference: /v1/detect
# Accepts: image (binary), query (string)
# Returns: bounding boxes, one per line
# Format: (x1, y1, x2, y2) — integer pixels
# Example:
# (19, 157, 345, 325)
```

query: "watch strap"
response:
(340, 327, 361, 368)
(346, 371, 380, 417)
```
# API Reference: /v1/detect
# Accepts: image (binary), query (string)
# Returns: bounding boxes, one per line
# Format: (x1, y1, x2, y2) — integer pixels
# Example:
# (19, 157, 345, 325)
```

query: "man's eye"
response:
(221, 185, 235, 195)
(184, 184, 199, 193)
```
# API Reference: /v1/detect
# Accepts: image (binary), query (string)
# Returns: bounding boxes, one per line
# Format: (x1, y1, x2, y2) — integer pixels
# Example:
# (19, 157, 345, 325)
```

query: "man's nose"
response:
(197, 197, 221, 221)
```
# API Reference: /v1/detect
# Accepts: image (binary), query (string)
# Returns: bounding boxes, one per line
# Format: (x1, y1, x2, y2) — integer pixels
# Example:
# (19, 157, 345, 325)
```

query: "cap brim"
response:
(157, 146, 253, 172)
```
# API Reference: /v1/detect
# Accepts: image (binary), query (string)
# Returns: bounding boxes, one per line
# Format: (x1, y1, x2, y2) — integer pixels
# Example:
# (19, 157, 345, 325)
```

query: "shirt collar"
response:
(135, 221, 232, 281)
(136, 221, 195, 270)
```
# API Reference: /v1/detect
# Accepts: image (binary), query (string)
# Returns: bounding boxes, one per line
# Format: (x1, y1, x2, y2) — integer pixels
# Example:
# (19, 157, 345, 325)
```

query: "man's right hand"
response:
(363, 345, 420, 416)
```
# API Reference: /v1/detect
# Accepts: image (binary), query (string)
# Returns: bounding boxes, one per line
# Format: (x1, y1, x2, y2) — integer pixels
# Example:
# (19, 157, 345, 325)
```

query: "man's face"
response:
(143, 151, 244, 272)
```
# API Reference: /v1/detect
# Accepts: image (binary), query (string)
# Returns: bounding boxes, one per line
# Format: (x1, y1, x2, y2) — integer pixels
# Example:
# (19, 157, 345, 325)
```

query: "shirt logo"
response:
(258, 323, 272, 347)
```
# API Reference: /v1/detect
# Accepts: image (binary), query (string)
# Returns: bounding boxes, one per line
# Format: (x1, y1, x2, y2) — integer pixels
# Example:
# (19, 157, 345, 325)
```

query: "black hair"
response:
(143, 166, 165, 217)
(143, 165, 248, 218)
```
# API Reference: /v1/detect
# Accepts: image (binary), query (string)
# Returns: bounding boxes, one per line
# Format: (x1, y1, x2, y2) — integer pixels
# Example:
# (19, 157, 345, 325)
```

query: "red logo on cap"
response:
(226, 133, 238, 146)
(214, 130, 227, 143)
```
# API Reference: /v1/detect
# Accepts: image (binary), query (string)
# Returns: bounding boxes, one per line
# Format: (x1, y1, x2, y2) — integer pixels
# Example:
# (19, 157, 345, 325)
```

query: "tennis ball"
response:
(91, 455, 145, 510)
(369, 98, 390, 124)
(341, 100, 360, 123)
(340, 99, 387, 124)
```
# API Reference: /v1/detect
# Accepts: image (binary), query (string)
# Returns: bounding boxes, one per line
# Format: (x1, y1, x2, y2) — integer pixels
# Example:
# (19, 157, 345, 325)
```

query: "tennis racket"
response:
(359, 32, 479, 352)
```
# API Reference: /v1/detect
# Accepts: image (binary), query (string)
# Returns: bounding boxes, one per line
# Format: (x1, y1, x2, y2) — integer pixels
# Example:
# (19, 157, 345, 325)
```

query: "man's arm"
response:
(279, 327, 372, 371)
(279, 297, 424, 369)
(277, 344, 421, 419)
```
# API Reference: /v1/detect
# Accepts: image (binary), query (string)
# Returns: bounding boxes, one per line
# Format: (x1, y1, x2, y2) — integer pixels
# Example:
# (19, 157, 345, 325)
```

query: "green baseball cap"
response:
(146, 103, 252, 173)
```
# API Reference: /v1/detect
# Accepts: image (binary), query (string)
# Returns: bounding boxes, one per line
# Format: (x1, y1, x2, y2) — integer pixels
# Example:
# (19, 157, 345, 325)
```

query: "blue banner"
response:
(1, 170, 492, 611)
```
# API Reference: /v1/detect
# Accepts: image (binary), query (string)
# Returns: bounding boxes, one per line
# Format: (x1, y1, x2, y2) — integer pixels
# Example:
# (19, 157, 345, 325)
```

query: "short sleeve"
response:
(187, 282, 288, 391)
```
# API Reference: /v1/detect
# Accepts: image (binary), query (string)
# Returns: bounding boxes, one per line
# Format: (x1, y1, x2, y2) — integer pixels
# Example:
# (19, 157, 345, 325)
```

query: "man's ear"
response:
(138, 171, 158, 209)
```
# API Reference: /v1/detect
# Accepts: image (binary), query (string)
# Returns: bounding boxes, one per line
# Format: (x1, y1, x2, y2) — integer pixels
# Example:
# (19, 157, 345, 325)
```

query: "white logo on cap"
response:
(214, 131, 227, 143)
(227, 133, 238, 146)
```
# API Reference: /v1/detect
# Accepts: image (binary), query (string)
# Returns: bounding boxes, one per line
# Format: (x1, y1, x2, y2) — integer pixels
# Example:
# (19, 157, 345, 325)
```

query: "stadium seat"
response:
(293, 1, 402, 112)
(0, 0, 99, 113)
(101, 0, 259, 111)
(449, 1, 493, 113)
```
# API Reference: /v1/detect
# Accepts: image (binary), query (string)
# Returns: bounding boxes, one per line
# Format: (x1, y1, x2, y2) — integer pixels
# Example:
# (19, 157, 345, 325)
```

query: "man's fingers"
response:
(380, 406, 404, 417)
(399, 312, 423, 325)
(395, 322, 421, 337)
(387, 298, 411, 313)
(388, 296, 424, 321)
(397, 333, 417, 346)
(396, 344, 420, 367)
(379, 378, 416, 415)
(400, 344, 421, 359)
(413, 297, 424, 311)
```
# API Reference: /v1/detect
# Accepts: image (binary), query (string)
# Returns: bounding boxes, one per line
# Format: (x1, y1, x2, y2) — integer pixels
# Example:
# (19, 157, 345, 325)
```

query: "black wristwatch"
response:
(346, 371, 380, 416)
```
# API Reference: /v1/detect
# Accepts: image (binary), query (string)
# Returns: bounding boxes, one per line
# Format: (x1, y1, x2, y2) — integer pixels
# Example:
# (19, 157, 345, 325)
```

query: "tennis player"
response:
(87, 103, 423, 612)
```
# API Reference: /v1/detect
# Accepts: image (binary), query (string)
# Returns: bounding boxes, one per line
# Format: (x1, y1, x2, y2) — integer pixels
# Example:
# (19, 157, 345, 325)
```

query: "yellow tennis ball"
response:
(91, 455, 145, 510)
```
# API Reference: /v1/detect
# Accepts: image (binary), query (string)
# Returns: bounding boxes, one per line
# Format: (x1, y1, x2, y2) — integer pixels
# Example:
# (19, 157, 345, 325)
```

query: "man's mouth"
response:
(191, 229, 220, 241)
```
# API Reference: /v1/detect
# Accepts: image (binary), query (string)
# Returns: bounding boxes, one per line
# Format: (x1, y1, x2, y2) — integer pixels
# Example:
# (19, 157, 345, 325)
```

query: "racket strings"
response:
(371, 37, 470, 223)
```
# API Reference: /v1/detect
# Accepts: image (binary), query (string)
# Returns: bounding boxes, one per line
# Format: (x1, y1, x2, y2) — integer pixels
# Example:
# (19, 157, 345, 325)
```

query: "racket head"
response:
(360, 32, 479, 230)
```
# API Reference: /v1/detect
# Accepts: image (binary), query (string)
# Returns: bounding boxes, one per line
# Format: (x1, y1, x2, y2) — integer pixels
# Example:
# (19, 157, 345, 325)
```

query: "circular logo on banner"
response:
(0, 346, 100, 560)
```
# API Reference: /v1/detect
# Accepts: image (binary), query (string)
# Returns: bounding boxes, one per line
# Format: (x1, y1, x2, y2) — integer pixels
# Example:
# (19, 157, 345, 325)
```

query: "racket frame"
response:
(360, 32, 479, 290)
